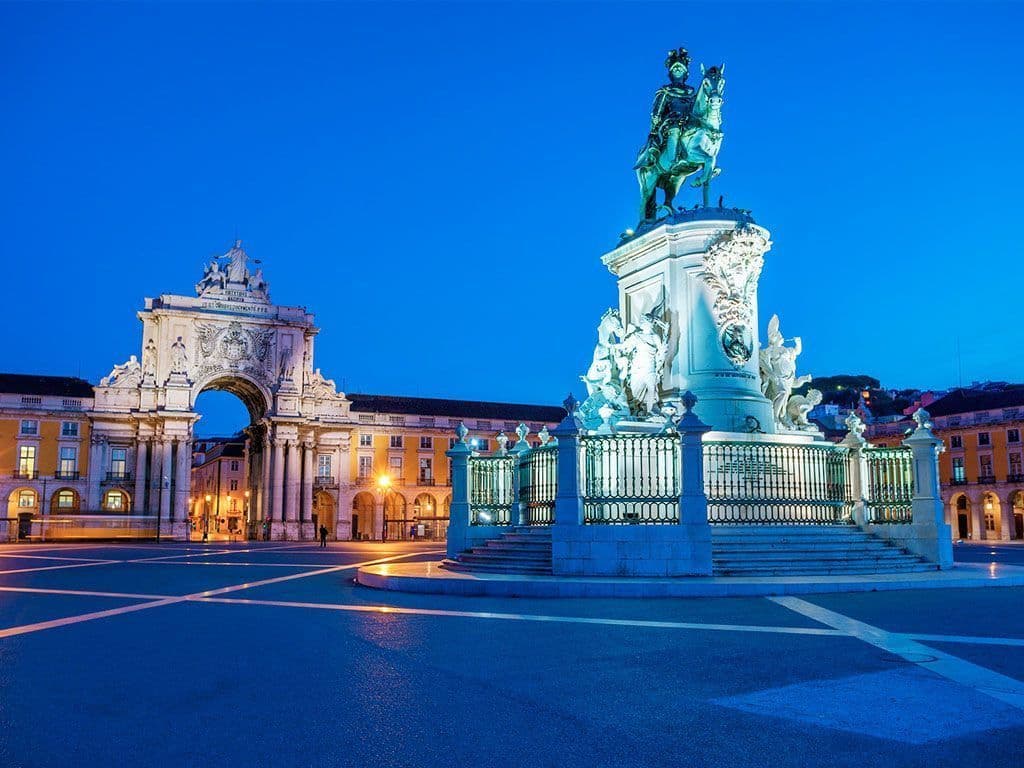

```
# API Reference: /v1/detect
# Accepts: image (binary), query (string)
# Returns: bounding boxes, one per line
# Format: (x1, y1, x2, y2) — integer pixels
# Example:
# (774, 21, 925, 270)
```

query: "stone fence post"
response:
(552, 395, 584, 527)
(841, 413, 870, 526)
(511, 423, 531, 526)
(903, 408, 954, 568)
(676, 392, 712, 574)
(445, 422, 473, 559)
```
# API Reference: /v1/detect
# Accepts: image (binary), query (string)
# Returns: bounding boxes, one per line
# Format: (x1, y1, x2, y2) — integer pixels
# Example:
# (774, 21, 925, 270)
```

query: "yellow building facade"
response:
(0, 374, 98, 540)
(867, 387, 1024, 541)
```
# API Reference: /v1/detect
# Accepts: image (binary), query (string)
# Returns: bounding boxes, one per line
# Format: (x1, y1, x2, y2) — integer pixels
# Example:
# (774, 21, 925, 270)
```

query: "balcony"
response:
(103, 472, 132, 484)
(13, 469, 38, 480)
(54, 470, 81, 481)
(314, 475, 337, 488)
(1007, 473, 1024, 484)
(976, 475, 996, 485)
(949, 478, 969, 486)
(417, 477, 436, 486)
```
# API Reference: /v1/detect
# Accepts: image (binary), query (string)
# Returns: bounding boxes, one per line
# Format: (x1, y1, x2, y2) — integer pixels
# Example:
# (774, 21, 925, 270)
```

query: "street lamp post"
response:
(204, 493, 212, 542)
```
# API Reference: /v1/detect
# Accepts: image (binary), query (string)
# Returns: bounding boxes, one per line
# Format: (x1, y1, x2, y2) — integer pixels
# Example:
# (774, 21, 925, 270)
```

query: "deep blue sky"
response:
(2, 2, 1022, 434)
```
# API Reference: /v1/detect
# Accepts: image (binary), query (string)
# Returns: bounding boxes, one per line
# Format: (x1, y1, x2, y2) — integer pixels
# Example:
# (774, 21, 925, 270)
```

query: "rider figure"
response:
(644, 48, 696, 173)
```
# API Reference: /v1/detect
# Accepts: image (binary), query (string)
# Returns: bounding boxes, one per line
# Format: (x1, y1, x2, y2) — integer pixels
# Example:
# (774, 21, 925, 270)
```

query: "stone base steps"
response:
(443, 524, 935, 578)
(442, 526, 554, 575)
(711, 525, 934, 576)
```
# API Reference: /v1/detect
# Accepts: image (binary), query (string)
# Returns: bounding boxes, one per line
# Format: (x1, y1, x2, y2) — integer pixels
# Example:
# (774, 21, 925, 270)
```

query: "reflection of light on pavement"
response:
(990, 562, 998, 576)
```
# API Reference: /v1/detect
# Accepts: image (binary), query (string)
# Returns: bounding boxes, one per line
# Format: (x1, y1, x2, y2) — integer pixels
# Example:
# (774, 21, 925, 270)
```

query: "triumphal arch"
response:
(88, 241, 352, 540)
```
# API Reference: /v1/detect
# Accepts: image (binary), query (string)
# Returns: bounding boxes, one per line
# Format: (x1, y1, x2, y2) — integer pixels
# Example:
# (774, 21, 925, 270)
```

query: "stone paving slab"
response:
(356, 561, 1024, 598)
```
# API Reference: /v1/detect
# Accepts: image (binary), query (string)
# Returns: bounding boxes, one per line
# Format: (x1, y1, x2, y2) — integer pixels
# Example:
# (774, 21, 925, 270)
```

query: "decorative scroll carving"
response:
(703, 225, 770, 367)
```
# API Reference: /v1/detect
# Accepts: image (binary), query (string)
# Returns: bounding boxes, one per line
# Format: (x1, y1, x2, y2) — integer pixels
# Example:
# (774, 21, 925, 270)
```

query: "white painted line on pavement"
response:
(770, 596, 1024, 710)
(0, 560, 121, 575)
(0, 550, 442, 640)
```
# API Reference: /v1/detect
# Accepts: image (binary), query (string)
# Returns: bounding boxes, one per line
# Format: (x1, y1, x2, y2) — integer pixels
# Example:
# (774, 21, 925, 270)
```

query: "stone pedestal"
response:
(334, 519, 352, 542)
(299, 521, 316, 541)
(270, 520, 290, 541)
(171, 521, 191, 541)
(601, 211, 775, 433)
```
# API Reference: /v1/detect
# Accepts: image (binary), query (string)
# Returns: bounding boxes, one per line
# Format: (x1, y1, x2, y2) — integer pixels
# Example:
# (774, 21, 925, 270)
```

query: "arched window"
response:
(103, 490, 129, 512)
(18, 489, 37, 508)
(52, 489, 80, 512)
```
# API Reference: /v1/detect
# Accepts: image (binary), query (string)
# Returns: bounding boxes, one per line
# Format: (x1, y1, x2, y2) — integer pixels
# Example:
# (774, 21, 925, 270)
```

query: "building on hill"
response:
(866, 384, 1024, 541)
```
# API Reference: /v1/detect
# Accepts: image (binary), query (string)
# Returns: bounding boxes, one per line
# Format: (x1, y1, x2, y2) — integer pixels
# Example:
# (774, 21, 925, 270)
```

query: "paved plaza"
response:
(1, 541, 1023, 767)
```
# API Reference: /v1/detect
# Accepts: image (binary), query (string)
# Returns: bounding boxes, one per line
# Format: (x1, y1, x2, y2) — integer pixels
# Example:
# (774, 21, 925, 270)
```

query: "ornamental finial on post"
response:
(635, 45, 726, 220)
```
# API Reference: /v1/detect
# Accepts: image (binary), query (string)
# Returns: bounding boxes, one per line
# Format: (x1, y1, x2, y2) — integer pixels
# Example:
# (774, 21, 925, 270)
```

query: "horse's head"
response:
(696, 63, 726, 114)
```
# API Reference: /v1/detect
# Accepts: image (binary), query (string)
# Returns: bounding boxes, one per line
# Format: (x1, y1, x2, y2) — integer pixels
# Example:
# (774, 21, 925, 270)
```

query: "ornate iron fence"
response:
(469, 455, 514, 525)
(581, 434, 680, 524)
(703, 441, 853, 524)
(864, 446, 914, 523)
(520, 445, 557, 525)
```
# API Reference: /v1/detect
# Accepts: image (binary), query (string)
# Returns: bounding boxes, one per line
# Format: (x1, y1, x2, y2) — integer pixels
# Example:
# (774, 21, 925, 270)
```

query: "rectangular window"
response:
(230, 460, 240, 471)
(1010, 452, 1022, 477)
(389, 456, 403, 473)
(20, 420, 38, 436)
(230, 498, 238, 511)
(318, 454, 332, 478)
(978, 432, 991, 446)
(949, 435, 963, 449)
(61, 421, 79, 437)
(419, 436, 433, 450)
(952, 457, 965, 482)
(359, 433, 373, 447)
(358, 456, 373, 479)
(59, 446, 77, 476)
(985, 512, 996, 531)
(18, 445, 36, 476)
(979, 454, 993, 478)
(110, 448, 128, 477)
(1009, 429, 1020, 444)
(472, 438, 489, 452)
(419, 458, 433, 480)
(390, 435, 403, 449)
(229, 479, 238, 491)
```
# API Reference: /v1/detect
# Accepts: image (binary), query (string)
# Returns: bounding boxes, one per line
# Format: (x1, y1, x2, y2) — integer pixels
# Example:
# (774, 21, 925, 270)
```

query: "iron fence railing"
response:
(864, 446, 913, 523)
(520, 445, 557, 525)
(581, 434, 680, 524)
(703, 441, 852, 524)
(469, 455, 514, 525)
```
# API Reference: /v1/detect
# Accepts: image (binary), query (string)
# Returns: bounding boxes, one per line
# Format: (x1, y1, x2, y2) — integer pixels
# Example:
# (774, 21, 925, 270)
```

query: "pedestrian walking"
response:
(319, 524, 328, 548)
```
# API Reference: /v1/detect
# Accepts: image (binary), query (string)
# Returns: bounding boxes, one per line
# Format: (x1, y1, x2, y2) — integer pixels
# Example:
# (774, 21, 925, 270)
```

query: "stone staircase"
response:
(711, 525, 936, 576)
(443, 524, 936, 578)
(442, 526, 553, 575)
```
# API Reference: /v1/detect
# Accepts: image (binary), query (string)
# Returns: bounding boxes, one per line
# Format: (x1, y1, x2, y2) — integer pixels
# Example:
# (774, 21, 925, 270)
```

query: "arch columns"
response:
(172, 437, 191, 530)
(284, 440, 301, 539)
(133, 439, 148, 512)
(270, 437, 286, 539)
(300, 438, 315, 540)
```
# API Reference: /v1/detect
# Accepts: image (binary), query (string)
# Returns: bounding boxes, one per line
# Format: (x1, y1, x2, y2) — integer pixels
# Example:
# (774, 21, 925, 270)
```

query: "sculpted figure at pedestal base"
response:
(579, 309, 630, 430)
(758, 314, 811, 430)
(578, 308, 669, 428)
(785, 388, 823, 431)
